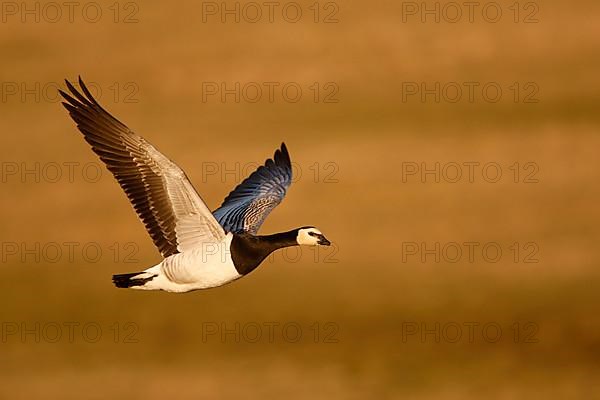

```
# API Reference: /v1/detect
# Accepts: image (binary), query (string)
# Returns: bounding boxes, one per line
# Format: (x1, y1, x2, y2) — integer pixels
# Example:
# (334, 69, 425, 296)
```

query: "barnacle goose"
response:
(59, 77, 331, 293)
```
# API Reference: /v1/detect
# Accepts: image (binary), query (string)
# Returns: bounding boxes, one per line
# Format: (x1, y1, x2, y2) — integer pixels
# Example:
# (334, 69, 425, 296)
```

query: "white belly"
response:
(143, 233, 242, 292)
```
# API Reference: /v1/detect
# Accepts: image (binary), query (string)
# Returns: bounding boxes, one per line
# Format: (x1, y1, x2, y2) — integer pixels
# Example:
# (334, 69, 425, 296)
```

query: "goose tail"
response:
(112, 272, 156, 289)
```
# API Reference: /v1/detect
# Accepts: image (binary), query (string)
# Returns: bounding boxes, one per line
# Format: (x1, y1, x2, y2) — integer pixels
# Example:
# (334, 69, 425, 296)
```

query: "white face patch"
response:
(296, 227, 323, 246)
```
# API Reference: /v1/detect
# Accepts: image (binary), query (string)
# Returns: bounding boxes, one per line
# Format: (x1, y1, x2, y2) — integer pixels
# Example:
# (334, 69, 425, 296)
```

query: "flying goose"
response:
(59, 77, 331, 293)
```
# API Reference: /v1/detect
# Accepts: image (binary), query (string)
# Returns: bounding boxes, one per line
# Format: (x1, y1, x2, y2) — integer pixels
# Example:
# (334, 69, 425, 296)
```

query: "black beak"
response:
(317, 235, 331, 246)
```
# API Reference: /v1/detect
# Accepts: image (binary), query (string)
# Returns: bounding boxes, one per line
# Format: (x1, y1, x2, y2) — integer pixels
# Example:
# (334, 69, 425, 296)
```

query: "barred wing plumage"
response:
(213, 143, 293, 234)
(59, 77, 225, 257)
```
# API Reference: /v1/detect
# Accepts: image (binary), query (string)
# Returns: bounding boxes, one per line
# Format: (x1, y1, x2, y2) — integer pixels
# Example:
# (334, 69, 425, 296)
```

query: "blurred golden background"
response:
(1, 0, 599, 398)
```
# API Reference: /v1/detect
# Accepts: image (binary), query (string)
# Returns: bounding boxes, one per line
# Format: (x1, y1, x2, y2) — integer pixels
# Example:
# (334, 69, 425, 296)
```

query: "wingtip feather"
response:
(275, 142, 291, 168)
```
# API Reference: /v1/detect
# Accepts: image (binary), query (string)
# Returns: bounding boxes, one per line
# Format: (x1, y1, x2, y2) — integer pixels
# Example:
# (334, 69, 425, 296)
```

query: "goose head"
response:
(296, 227, 331, 246)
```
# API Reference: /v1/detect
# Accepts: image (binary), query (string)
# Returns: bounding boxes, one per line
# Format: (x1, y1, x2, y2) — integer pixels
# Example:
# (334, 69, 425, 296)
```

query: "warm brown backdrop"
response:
(1, 0, 599, 398)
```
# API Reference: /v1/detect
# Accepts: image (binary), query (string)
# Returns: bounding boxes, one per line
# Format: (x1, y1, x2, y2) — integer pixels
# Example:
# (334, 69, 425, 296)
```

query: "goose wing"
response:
(59, 77, 225, 258)
(212, 143, 293, 234)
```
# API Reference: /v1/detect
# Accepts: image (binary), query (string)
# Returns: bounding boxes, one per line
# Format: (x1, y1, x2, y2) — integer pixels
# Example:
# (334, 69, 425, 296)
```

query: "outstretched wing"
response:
(59, 77, 225, 257)
(213, 143, 293, 234)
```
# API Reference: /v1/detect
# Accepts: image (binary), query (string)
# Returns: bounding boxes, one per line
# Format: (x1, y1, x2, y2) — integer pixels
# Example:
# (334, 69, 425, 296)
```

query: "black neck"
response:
(258, 229, 299, 251)
(230, 229, 299, 275)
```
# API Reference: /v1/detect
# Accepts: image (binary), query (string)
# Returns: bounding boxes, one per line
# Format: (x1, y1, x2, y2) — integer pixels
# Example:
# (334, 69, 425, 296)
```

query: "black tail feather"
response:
(112, 272, 156, 288)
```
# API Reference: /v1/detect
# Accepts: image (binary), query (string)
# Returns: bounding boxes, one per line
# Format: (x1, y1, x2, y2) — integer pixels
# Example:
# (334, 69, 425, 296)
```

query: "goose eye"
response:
(308, 232, 317, 237)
